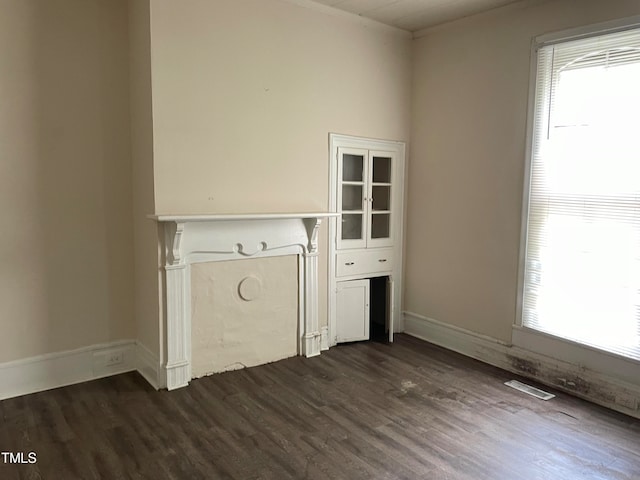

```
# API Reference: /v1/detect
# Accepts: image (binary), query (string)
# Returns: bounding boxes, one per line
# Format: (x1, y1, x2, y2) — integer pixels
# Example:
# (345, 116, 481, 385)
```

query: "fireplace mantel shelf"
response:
(148, 212, 338, 222)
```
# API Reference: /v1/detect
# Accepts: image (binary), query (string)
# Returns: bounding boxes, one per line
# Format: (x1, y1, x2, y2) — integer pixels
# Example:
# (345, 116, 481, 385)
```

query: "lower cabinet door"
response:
(336, 279, 370, 343)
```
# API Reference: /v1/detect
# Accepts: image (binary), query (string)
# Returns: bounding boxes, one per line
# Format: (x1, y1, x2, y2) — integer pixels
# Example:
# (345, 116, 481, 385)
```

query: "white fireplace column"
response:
(150, 213, 337, 391)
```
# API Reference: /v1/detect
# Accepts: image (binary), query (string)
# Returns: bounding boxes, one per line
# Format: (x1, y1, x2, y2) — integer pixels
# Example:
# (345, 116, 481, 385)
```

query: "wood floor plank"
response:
(1, 334, 639, 479)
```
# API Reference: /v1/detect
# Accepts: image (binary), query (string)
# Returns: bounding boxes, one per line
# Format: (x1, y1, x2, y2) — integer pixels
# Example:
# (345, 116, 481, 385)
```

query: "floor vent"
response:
(505, 380, 555, 400)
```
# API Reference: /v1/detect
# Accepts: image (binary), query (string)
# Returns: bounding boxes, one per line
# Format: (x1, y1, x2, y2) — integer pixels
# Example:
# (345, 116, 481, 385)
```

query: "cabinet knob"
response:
(345, 262, 355, 266)
(378, 259, 387, 262)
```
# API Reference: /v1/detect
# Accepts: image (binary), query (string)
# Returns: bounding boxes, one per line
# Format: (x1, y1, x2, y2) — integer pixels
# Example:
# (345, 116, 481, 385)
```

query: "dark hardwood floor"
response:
(1, 334, 639, 479)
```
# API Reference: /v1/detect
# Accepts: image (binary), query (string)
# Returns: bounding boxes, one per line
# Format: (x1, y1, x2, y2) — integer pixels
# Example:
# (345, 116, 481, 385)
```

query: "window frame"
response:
(514, 15, 640, 378)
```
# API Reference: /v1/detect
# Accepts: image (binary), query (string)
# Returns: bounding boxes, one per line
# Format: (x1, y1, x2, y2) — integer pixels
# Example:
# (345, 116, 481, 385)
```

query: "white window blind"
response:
(522, 26, 640, 361)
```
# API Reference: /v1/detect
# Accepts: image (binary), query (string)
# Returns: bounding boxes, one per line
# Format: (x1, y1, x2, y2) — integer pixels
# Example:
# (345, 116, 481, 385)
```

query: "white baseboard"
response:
(0, 332, 331, 400)
(0, 340, 136, 401)
(403, 311, 640, 419)
(320, 326, 329, 351)
(0, 340, 166, 400)
(135, 342, 162, 390)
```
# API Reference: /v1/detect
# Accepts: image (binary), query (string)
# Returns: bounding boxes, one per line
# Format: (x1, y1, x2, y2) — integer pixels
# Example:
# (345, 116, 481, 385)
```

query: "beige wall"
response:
(129, 0, 162, 358)
(148, 0, 412, 331)
(0, 0, 410, 367)
(10, 0, 631, 371)
(0, 0, 134, 362)
(407, 0, 640, 342)
(149, 0, 412, 216)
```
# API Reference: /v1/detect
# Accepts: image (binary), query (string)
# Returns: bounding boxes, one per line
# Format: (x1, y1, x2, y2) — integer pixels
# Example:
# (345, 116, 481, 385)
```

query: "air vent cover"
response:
(505, 380, 555, 400)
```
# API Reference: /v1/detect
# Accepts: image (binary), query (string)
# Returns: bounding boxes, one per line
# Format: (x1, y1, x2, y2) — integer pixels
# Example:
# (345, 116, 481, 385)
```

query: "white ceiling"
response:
(311, 0, 523, 32)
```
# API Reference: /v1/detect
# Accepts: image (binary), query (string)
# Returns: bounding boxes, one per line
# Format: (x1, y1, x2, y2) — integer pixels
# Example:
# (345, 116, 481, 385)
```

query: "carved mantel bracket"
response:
(303, 217, 322, 255)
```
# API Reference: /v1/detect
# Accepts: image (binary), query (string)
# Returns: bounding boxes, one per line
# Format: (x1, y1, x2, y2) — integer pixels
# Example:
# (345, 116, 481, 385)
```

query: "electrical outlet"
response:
(105, 351, 124, 367)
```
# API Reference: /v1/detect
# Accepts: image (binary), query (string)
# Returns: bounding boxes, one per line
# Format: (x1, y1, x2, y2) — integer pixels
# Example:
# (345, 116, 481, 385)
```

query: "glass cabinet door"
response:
(367, 151, 394, 247)
(337, 147, 368, 249)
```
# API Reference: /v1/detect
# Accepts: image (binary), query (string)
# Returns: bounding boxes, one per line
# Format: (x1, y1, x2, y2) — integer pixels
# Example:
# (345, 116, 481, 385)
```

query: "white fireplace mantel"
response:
(149, 212, 337, 390)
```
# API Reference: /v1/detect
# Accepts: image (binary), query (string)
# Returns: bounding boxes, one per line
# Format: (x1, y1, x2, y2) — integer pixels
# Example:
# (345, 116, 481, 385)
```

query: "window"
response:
(522, 24, 640, 361)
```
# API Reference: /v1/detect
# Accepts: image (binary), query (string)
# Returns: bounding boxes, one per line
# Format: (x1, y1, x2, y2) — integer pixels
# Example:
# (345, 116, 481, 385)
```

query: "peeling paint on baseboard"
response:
(506, 353, 639, 414)
(404, 312, 640, 419)
(508, 355, 541, 376)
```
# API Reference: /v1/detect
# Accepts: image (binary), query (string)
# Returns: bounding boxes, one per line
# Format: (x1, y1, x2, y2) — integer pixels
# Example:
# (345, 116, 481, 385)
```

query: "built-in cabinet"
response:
(329, 134, 405, 346)
(337, 148, 395, 249)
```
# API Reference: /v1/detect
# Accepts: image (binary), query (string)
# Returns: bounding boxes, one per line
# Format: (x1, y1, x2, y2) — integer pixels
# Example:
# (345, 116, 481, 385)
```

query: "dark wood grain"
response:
(1, 334, 639, 479)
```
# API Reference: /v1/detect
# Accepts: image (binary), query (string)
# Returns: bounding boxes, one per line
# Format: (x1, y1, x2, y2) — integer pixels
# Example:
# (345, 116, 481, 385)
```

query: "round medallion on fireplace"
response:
(238, 276, 262, 301)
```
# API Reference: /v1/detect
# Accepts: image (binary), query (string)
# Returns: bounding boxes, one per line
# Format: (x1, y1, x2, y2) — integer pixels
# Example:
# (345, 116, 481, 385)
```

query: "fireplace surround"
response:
(150, 213, 337, 390)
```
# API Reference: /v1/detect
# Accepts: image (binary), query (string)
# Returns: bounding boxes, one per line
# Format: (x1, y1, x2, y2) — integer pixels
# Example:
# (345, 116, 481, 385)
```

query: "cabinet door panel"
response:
(342, 184, 363, 211)
(337, 147, 368, 249)
(342, 154, 364, 181)
(372, 155, 392, 183)
(341, 214, 364, 240)
(371, 214, 390, 239)
(371, 185, 391, 211)
(367, 150, 395, 248)
(336, 279, 370, 343)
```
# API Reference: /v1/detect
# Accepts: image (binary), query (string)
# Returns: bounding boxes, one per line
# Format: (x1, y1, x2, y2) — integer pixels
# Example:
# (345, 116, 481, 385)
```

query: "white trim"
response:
(0, 340, 136, 401)
(320, 326, 329, 351)
(534, 14, 640, 47)
(0, 340, 167, 401)
(328, 136, 337, 346)
(404, 312, 640, 418)
(148, 212, 337, 222)
(404, 311, 510, 350)
(514, 34, 540, 331)
(136, 342, 162, 390)
(329, 133, 406, 151)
